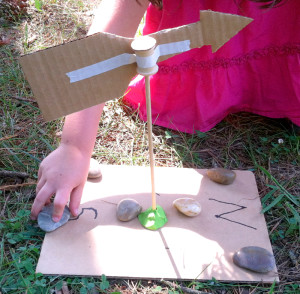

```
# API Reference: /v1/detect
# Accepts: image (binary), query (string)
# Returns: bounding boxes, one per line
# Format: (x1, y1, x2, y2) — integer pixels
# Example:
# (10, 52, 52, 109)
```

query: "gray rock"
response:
(233, 246, 276, 273)
(117, 199, 142, 222)
(38, 204, 70, 232)
(206, 168, 236, 185)
(88, 158, 102, 179)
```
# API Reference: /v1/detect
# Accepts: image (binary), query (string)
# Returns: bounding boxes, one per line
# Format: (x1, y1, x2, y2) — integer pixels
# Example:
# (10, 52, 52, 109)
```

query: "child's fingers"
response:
(31, 183, 55, 220)
(37, 166, 42, 181)
(52, 188, 72, 222)
(69, 184, 84, 217)
(36, 177, 46, 195)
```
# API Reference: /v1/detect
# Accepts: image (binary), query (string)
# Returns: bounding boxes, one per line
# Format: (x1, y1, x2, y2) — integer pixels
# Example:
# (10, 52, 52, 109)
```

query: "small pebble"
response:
(206, 168, 236, 185)
(38, 203, 70, 232)
(173, 198, 201, 217)
(233, 246, 276, 273)
(88, 158, 102, 179)
(117, 199, 142, 222)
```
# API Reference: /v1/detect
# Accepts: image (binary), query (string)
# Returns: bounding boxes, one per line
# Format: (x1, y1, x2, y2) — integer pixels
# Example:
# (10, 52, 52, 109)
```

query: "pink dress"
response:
(125, 0, 300, 133)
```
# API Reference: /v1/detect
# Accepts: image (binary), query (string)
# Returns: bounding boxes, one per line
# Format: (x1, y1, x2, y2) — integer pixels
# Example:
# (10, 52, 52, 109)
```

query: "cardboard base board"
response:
(36, 165, 278, 283)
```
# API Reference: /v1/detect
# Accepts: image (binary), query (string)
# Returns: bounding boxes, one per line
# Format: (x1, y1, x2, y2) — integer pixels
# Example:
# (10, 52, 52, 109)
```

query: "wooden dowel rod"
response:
(145, 75, 156, 210)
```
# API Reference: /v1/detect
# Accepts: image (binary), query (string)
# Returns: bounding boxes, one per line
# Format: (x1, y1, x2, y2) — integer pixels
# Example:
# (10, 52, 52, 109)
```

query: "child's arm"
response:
(31, 105, 104, 221)
(31, 0, 149, 222)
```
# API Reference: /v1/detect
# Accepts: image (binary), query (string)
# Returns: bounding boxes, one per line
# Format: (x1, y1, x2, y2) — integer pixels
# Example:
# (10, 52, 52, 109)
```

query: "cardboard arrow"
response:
(20, 11, 252, 121)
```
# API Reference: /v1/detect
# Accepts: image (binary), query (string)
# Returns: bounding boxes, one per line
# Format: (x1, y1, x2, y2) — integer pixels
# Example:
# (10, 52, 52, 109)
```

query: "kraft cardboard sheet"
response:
(36, 165, 278, 283)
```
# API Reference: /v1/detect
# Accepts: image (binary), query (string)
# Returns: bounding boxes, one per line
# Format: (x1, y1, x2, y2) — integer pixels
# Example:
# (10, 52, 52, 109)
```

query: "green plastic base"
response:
(138, 205, 168, 230)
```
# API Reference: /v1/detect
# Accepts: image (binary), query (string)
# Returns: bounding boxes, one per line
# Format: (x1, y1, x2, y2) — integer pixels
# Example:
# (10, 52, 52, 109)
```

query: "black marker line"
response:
(70, 207, 98, 221)
(209, 198, 245, 207)
(215, 215, 257, 230)
(209, 198, 257, 230)
(216, 206, 246, 216)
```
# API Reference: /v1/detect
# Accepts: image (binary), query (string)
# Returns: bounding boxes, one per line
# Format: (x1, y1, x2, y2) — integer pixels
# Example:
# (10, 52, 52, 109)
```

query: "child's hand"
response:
(31, 143, 90, 222)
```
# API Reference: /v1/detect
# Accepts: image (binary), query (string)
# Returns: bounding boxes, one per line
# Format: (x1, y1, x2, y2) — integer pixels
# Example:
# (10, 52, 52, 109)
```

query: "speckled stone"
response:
(117, 199, 142, 222)
(233, 246, 276, 273)
(206, 168, 236, 185)
(173, 198, 201, 217)
(38, 203, 70, 232)
(88, 158, 102, 179)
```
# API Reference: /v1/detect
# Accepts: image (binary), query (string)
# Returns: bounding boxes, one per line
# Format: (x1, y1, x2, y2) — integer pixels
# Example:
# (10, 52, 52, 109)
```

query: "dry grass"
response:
(0, 0, 299, 293)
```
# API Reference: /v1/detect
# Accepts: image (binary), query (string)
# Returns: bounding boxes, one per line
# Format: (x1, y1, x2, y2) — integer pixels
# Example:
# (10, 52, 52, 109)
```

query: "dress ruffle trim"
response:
(158, 43, 300, 74)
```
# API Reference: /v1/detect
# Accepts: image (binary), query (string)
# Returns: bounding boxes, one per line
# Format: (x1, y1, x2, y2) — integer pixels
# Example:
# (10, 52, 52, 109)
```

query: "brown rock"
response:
(88, 158, 102, 179)
(206, 168, 236, 185)
(173, 198, 201, 217)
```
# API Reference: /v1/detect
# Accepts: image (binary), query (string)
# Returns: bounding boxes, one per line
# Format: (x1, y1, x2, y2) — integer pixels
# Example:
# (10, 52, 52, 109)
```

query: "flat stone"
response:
(233, 246, 276, 273)
(206, 168, 236, 185)
(173, 198, 201, 217)
(38, 204, 70, 232)
(117, 199, 142, 222)
(88, 158, 102, 179)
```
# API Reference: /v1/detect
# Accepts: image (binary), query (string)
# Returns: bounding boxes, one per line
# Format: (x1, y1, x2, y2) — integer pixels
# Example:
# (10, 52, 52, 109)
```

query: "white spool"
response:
(131, 36, 159, 76)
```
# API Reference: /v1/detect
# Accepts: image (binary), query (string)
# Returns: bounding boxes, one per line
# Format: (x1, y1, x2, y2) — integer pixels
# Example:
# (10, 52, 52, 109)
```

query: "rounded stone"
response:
(233, 246, 276, 273)
(173, 198, 201, 217)
(206, 168, 236, 185)
(38, 203, 70, 232)
(88, 158, 102, 179)
(117, 199, 142, 222)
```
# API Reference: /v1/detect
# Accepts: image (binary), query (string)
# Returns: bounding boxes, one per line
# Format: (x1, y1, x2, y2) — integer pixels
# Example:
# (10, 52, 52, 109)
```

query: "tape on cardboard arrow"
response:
(19, 11, 253, 121)
(66, 40, 191, 83)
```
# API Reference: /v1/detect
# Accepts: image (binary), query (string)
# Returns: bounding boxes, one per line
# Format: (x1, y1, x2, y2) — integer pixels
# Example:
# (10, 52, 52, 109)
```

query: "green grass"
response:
(0, 1, 299, 293)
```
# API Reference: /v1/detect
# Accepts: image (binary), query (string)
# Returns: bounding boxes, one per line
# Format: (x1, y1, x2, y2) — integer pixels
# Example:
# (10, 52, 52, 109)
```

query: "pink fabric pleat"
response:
(125, 0, 300, 133)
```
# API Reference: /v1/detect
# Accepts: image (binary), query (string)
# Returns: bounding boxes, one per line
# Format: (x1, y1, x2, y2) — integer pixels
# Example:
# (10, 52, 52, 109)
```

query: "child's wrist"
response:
(59, 141, 93, 158)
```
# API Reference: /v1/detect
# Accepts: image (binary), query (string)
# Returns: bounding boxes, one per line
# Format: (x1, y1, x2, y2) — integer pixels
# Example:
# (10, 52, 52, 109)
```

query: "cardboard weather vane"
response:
(20, 10, 253, 230)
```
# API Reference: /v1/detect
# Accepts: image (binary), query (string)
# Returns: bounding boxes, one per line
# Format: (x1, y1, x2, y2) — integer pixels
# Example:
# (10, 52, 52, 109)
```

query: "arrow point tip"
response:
(201, 11, 253, 52)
